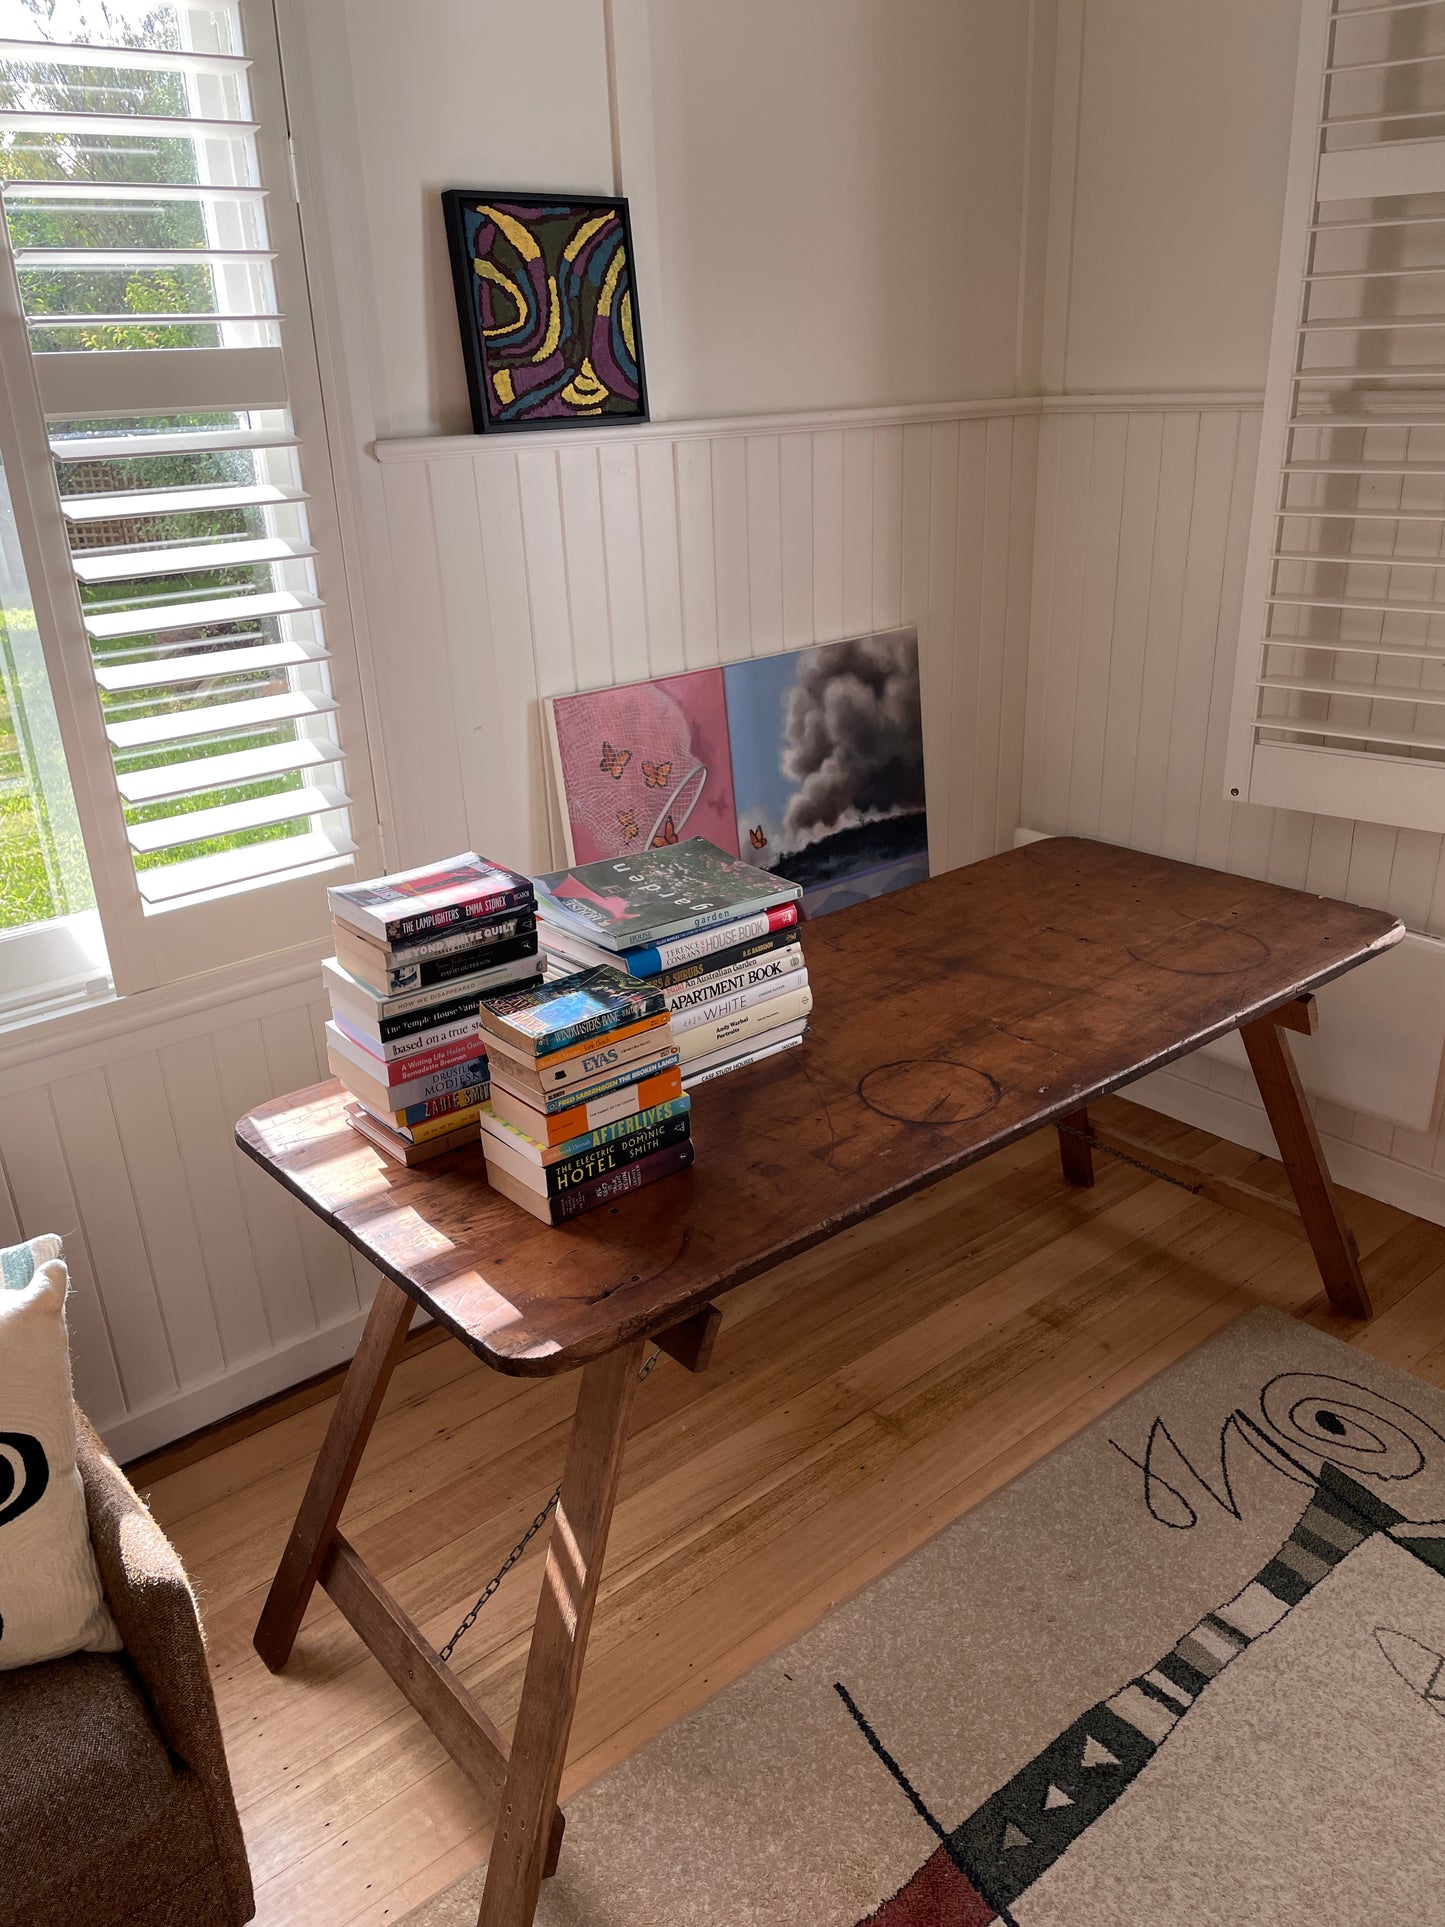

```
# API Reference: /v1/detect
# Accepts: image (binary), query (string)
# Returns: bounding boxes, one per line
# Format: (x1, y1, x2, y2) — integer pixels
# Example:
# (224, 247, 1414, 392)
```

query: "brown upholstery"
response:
(0, 1415, 254, 1926)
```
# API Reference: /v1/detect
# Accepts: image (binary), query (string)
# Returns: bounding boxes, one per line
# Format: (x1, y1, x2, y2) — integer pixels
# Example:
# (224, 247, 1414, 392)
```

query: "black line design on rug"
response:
(841, 1460, 1445, 1925)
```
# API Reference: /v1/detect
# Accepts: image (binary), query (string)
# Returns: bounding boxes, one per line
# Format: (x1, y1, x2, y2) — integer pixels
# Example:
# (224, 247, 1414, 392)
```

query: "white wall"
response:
(1023, 2, 1445, 1222)
(316, 0, 1049, 437)
(645, 0, 1040, 417)
(330, 0, 615, 440)
(1046, 0, 1300, 393)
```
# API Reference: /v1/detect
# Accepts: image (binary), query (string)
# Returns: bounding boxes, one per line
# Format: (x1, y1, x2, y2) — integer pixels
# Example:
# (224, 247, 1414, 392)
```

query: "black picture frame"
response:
(441, 189, 650, 436)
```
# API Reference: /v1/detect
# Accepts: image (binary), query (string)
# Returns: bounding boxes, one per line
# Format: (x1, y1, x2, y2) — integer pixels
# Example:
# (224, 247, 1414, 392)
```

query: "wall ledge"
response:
(371, 388, 1267, 463)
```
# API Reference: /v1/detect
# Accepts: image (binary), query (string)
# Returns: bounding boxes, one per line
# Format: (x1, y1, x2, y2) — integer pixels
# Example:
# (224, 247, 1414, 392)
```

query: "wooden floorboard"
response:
(141, 1095, 1445, 1927)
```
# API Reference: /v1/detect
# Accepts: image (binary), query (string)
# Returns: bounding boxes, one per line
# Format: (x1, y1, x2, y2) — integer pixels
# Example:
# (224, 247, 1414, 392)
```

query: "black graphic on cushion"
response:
(0, 1430, 48, 1651)
(0, 1430, 48, 1527)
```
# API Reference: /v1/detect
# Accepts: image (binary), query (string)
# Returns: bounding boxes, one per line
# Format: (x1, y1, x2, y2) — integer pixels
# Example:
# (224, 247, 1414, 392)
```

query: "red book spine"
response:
(351, 1031, 483, 1085)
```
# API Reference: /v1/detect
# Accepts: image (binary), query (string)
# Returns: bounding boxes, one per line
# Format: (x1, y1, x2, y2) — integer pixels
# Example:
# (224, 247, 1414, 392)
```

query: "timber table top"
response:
(236, 837, 1402, 1377)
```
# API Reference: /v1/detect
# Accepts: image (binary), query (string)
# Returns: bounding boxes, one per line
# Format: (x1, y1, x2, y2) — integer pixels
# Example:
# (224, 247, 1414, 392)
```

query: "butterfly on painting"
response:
(599, 742, 632, 779)
(616, 808, 640, 844)
(642, 759, 672, 790)
(651, 814, 679, 848)
(749, 825, 768, 849)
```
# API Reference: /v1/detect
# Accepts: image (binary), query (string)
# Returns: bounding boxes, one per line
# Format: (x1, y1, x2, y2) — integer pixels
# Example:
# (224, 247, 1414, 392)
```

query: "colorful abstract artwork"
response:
(442, 192, 647, 433)
(544, 629, 929, 917)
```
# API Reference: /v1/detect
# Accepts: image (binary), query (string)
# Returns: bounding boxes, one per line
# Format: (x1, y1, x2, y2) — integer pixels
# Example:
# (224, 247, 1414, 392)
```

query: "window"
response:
(0, 0, 375, 1003)
(1227, 0, 1445, 836)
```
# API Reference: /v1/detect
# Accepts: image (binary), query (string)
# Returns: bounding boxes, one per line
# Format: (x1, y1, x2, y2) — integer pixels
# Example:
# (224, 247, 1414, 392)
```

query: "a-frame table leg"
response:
(1240, 1013, 1373, 1320)
(1057, 1106, 1095, 1187)
(255, 1278, 414, 1669)
(477, 1337, 645, 1927)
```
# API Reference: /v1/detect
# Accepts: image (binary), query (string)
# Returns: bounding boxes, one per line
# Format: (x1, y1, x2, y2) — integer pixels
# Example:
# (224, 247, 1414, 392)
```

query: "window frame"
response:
(0, 0, 381, 1003)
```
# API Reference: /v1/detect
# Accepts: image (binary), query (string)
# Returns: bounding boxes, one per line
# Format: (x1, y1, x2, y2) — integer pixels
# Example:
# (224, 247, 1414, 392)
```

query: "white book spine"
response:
(667, 952, 806, 1017)
(676, 985, 814, 1062)
(683, 1031, 805, 1086)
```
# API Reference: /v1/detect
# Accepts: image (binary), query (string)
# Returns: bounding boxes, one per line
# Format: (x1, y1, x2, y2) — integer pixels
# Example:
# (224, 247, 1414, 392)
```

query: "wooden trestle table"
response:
(238, 837, 1402, 1927)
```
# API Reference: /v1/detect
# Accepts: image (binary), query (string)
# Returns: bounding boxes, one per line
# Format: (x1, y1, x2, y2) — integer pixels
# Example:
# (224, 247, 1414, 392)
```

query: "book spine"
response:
(496, 1026, 677, 1093)
(331, 1019, 482, 1081)
(676, 986, 813, 1062)
(346, 927, 539, 997)
(395, 1082, 491, 1126)
(332, 1008, 480, 1064)
(683, 1032, 805, 1086)
(374, 883, 534, 943)
(671, 968, 808, 1034)
(328, 1038, 490, 1109)
(625, 902, 800, 974)
(382, 937, 538, 996)
(481, 1092, 691, 1164)
(543, 1114, 690, 1195)
(352, 913, 534, 969)
(549, 1139, 694, 1223)
(379, 1058, 489, 1108)
(529, 989, 668, 1058)
(342, 961, 539, 1037)
(490, 1048, 681, 1114)
(393, 1102, 484, 1145)
(481, 1008, 669, 1068)
(557, 1093, 690, 1159)
(649, 926, 796, 990)
(664, 946, 805, 1013)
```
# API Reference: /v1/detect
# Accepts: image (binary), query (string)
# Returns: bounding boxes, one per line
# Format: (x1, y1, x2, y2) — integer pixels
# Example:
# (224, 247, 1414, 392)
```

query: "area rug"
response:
(402, 1308, 1445, 1925)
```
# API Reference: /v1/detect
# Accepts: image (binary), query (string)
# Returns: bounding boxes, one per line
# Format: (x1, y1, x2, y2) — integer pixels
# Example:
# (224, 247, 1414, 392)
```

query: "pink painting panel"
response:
(551, 668, 739, 862)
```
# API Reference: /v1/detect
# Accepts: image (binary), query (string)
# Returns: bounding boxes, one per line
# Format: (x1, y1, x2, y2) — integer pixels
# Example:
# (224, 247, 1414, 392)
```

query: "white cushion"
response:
(0, 1234, 119, 1669)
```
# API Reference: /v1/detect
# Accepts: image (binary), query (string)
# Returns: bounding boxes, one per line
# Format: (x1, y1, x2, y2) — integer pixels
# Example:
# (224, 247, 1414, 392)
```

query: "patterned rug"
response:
(401, 1308, 1445, 1924)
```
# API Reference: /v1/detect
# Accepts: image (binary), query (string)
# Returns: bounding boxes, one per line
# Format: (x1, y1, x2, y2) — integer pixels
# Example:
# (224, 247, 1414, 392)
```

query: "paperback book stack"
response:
(534, 838, 810, 1087)
(324, 853, 543, 1167)
(477, 968, 691, 1223)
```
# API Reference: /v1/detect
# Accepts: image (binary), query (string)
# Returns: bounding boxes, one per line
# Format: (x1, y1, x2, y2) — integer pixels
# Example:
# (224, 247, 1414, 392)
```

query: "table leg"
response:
(254, 1278, 414, 1669)
(1240, 1015, 1373, 1320)
(1057, 1107, 1095, 1187)
(477, 1337, 645, 1927)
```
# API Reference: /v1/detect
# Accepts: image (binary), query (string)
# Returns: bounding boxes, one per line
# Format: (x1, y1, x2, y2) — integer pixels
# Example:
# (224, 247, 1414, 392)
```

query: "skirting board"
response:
(1125, 1068, 1445, 1235)
(97, 1293, 430, 1463)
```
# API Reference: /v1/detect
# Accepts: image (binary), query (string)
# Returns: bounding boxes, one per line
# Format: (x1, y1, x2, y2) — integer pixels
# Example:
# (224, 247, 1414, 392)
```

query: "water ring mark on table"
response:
(859, 1058, 1003, 1127)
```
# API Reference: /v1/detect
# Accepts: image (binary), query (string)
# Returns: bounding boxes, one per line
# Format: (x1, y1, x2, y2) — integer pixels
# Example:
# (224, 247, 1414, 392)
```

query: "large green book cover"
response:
(535, 838, 801, 951)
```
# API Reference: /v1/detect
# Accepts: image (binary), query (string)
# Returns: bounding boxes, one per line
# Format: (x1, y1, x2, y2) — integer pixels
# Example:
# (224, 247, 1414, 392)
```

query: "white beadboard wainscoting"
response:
(1022, 394, 1445, 1228)
(0, 965, 386, 1461)
(369, 402, 1041, 877)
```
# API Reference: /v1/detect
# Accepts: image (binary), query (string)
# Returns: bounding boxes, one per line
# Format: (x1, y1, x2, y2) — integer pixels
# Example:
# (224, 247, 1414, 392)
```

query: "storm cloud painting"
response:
(724, 629, 929, 915)
(442, 192, 647, 433)
(544, 629, 929, 917)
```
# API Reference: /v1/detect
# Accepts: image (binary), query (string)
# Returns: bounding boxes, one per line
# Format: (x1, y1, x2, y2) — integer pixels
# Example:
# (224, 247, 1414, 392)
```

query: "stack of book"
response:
(477, 968, 691, 1223)
(324, 853, 543, 1166)
(533, 838, 810, 1087)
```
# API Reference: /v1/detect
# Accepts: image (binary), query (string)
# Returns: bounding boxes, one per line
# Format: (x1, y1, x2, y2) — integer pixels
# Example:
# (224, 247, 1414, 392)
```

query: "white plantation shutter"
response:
(0, 0, 376, 996)
(1227, 0, 1445, 835)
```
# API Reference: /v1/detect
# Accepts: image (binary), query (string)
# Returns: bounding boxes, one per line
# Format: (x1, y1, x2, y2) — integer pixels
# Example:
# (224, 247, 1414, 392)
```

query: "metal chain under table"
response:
(439, 1347, 664, 1664)
(1055, 1119, 1205, 1196)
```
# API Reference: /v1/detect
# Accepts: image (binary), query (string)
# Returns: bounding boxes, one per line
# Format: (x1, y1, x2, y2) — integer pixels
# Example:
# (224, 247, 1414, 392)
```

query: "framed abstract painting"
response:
(441, 190, 648, 433)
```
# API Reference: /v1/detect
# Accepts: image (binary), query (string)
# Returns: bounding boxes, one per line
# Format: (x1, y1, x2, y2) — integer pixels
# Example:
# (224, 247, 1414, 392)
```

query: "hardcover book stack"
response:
(477, 968, 691, 1223)
(324, 853, 543, 1166)
(533, 838, 810, 1087)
